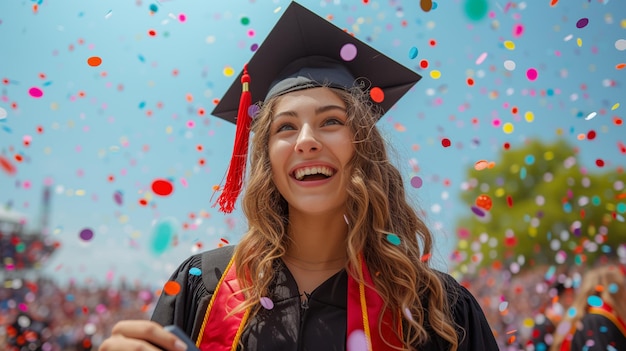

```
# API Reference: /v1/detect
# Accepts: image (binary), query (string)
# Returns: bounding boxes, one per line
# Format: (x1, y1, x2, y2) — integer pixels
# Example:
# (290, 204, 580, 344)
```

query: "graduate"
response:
(550, 265, 626, 351)
(99, 2, 499, 350)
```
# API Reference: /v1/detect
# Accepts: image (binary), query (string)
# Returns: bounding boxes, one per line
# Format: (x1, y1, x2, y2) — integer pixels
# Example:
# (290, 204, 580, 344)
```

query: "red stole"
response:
(195, 254, 403, 350)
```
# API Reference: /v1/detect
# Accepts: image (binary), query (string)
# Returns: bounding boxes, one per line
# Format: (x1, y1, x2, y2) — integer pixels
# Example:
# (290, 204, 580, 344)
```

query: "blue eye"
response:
(276, 123, 295, 132)
(323, 118, 344, 126)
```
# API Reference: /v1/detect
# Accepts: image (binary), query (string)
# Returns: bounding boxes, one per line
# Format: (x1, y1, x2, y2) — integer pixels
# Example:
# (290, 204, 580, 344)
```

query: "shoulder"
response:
(164, 245, 235, 292)
(432, 270, 500, 350)
(198, 245, 235, 292)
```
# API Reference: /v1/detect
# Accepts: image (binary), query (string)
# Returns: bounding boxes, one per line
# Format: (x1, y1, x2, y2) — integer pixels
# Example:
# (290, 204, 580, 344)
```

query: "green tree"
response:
(452, 139, 626, 274)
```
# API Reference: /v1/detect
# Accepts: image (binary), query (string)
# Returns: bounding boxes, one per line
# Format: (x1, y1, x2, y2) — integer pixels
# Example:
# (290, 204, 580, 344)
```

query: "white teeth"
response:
(294, 166, 335, 180)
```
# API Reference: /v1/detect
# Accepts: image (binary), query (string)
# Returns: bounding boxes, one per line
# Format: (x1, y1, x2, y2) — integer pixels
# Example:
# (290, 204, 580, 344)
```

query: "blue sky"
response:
(1, 0, 624, 287)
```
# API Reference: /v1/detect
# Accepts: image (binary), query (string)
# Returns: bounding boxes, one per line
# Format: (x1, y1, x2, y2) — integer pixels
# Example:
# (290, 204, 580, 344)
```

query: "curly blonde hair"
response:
(550, 264, 626, 351)
(232, 87, 459, 350)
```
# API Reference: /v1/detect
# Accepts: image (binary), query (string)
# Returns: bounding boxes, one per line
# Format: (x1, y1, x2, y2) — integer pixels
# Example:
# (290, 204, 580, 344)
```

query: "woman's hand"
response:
(99, 320, 188, 351)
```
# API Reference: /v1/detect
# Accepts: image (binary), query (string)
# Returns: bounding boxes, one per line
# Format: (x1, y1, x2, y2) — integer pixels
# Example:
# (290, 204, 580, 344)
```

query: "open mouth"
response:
(293, 166, 335, 181)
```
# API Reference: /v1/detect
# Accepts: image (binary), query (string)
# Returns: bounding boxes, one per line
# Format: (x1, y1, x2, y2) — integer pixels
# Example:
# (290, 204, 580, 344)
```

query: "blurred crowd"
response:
(1, 259, 624, 350)
(0, 277, 155, 351)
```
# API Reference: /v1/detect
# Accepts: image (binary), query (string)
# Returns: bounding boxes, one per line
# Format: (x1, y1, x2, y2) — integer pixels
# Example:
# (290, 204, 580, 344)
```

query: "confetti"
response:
(0, 107, 7, 120)
(79, 228, 94, 241)
(260, 297, 274, 310)
(28, 87, 43, 98)
(576, 18, 589, 29)
(410, 176, 423, 188)
(347, 330, 367, 351)
(616, 39, 626, 51)
(464, 0, 489, 21)
(503, 40, 515, 50)
(87, 56, 102, 67)
(587, 295, 602, 307)
(475, 194, 492, 210)
(471, 206, 485, 217)
(113, 190, 123, 205)
(163, 281, 181, 295)
(585, 112, 597, 120)
(340, 43, 357, 61)
(526, 68, 538, 81)
(0, 155, 17, 175)
(151, 178, 174, 196)
(420, 0, 433, 12)
(386, 233, 401, 245)
(189, 267, 202, 276)
(370, 87, 384, 103)
(151, 219, 176, 254)
(409, 46, 419, 59)
(475, 52, 488, 65)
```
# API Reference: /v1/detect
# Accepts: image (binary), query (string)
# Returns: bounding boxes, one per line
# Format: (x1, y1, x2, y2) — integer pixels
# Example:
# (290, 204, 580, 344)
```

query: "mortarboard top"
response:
(211, 1, 422, 123)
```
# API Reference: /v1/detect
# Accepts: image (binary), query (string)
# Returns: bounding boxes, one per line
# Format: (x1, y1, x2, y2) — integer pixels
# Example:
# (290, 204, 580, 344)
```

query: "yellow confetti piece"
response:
(166, 125, 173, 134)
(503, 122, 514, 134)
(503, 40, 515, 50)
(523, 318, 535, 329)
(223, 66, 235, 77)
(577, 37, 582, 47)
(544, 151, 554, 161)
(430, 70, 441, 79)
(621, 19, 626, 29)
(612, 103, 620, 110)
(524, 111, 534, 122)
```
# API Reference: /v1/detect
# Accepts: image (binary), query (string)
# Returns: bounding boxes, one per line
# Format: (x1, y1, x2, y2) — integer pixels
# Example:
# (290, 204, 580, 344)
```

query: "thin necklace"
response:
(282, 255, 347, 271)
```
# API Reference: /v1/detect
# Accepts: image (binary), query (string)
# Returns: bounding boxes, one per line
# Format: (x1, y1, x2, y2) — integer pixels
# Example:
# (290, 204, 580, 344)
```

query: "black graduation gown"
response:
(151, 246, 499, 350)
(571, 312, 626, 350)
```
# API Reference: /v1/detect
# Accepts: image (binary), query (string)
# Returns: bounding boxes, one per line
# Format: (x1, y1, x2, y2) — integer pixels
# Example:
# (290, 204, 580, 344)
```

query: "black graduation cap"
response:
(212, 1, 422, 213)
(211, 1, 422, 123)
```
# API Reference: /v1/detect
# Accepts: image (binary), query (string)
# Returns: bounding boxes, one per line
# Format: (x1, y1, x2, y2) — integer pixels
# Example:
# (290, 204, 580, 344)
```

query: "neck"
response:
(284, 210, 348, 270)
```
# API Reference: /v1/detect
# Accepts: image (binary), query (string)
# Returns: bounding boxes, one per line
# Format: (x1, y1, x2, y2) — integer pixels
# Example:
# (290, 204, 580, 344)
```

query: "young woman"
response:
(99, 3, 498, 350)
(550, 265, 626, 351)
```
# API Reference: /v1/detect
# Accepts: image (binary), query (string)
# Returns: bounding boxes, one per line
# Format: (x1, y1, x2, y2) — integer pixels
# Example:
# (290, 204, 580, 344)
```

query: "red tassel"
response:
(216, 64, 252, 213)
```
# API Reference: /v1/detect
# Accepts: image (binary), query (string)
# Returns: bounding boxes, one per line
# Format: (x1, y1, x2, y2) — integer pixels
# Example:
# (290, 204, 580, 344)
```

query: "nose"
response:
(295, 124, 322, 154)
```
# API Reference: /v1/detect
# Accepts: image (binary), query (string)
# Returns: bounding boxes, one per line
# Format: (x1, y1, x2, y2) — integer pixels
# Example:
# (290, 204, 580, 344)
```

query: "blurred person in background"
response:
(550, 264, 626, 351)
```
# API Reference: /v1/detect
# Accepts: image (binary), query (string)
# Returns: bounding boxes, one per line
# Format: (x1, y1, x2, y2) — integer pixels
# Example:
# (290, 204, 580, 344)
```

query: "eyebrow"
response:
(273, 104, 347, 119)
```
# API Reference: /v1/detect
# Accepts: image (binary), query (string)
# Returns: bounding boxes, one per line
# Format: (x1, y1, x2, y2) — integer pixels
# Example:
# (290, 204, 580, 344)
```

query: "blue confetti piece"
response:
(189, 267, 202, 276)
(386, 233, 401, 245)
(587, 295, 603, 307)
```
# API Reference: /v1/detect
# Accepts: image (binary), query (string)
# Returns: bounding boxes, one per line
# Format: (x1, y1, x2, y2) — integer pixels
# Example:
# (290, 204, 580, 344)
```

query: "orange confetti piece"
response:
(474, 160, 489, 171)
(394, 123, 406, 132)
(87, 56, 102, 67)
(550, 0, 559, 6)
(163, 281, 181, 295)
(617, 63, 626, 70)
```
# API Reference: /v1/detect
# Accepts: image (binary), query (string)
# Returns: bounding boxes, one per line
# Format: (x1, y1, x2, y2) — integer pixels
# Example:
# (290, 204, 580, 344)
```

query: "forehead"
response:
(273, 87, 346, 112)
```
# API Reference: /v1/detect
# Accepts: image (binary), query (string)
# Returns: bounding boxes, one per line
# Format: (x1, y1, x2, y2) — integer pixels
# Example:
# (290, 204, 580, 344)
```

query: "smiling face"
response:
(268, 87, 355, 216)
